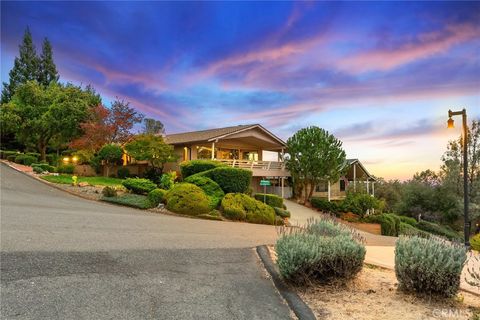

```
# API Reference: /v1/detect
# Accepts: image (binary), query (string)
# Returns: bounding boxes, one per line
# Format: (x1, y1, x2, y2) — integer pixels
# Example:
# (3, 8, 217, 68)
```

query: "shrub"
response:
(165, 183, 211, 216)
(56, 164, 75, 174)
(0, 150, 19, 159)
(310, 197, 339, 213)
(221, 193, 275, 225)
(31, 163, 55, 172)
(122, 178, 157, 195)
(275, 216, 285, 226)
(46, 153, 59, 165)
(117, 167, 130, 179)
(470, 233, 480, 251)
(148, 188, 167, 207)
(180, 160, 225, 178)
(275, 218, 366, 284)
(395, 236, 467, 297)
(398, 215, 417, 227)
(363, 213, 399, 236)
(274, 207, 291, 218)
(398, 222, 430, 237)
(193, 167, 252, 194)
(102, 186, 117, 197)
(342, 192, 381, 217)
(159, 171, 177, 190)
(185, 175, 224, 209)
(14, 154, 37, 166)
(101, 194, 154, 209)
(25, 152, 40, 160)
(6, 155, 17, 162)
(32, 165, 44, 174)
(417, 220, 461, 241)
(254, 193, 283, 208)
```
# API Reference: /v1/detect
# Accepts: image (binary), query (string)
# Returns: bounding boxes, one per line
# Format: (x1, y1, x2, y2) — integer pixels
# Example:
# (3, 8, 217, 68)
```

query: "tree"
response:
(374, 178, 403, 212)
(38, 38, 59, 87)
(108, 99, 144, 144)
(143, 118, 165, 135)
(1, 27, 40, 103)
(70, 100, 145, 151)
(6, 81, 100, 160)
(285, 126, 347, 204)
(98, 144, 123, 177)
(124, 134, 177, 174)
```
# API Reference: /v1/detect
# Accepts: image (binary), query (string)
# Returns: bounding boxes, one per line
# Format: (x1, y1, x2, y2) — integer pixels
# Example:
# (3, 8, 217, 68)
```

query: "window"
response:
(315, 181, 328, 192)
(340, 180, 346, 191)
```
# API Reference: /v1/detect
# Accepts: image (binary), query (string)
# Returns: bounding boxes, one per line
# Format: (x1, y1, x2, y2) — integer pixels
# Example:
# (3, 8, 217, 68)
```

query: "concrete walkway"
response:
(284, 199, 479, 295)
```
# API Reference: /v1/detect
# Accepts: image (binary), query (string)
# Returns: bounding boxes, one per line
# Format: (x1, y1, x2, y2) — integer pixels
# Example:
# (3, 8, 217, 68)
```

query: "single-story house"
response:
(311, 159, 376, 200)
(163, 124, 292, 198)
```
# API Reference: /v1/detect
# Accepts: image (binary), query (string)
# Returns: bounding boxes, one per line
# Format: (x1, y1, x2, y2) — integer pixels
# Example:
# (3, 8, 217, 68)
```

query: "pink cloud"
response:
(337, 22, 480, 73)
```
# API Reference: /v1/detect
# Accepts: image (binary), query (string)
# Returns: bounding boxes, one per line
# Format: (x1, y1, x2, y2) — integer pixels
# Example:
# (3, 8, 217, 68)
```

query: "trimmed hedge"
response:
(193, 167, 252, 194)
(398, 222, 430, 237)
(310, 197, 339, 213)
(32, 165, 44, 174)
(185, 175, 224, 209)
(395, 236, 467, 296)
(14, 154, 37, 166)
(363, 213, 400, 236)
(254, 193, 283, 208)
(221, 193, 275, 225)
(180, 160, 225, 178)
(276, 218, 366, 284)
(122, 178, 157, 195)
(398, 215, 417, 227)
(165, 183, 211, 216)
(0, 150, 20, 159)
(147, 188, 167, 207)
(101, 194, 154, 209)
(274, 207, 291, 218)
(31, 163, 55, 172)
(57, 164, 75, 174)
(417, 220, 461, 241)
(6, 155, 17, 162)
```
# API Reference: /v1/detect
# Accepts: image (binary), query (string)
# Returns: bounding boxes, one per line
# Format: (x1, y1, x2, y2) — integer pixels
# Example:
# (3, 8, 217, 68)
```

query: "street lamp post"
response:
(447, 108, 469, 248)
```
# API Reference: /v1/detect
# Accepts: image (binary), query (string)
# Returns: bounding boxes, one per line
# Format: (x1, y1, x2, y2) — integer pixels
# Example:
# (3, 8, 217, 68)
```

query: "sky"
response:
(1, 1, 479, 180)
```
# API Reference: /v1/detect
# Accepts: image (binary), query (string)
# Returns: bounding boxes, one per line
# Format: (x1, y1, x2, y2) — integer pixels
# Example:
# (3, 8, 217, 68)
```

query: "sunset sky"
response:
(1, 2, 479, 180)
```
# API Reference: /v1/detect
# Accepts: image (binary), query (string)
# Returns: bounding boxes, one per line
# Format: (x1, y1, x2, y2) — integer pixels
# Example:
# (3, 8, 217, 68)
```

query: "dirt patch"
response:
(296, 265, 479, 320)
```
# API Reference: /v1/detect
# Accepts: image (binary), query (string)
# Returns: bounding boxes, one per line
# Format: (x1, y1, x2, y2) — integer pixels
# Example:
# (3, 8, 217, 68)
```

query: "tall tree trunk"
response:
(38, 141, 47, 161)
(307, 182, 315, 202)
(303, 182, 309, 204)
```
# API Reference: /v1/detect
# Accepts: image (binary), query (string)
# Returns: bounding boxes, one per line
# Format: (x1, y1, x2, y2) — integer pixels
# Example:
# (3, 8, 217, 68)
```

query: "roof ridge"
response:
(166, 124, 256, 137)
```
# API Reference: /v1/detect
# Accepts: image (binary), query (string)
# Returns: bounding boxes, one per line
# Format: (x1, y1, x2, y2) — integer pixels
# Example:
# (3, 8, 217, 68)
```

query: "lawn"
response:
(41, 174, 124, 187)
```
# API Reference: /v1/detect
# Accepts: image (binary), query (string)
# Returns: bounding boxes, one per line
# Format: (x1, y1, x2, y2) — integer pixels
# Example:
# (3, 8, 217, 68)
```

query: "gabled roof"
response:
(165, 124, 286, 147)
(347, 158, 376, 181)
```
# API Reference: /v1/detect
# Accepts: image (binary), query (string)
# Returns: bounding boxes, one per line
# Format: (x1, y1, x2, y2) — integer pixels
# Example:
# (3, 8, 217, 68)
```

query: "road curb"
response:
(256, 245, 317, 320)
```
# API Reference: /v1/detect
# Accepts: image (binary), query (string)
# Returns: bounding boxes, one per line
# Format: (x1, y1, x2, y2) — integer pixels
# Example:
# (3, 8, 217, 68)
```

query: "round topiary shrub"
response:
(165, 183, 210, 216)
(274, 207, 291, 218)
(14, 154, 37, 166)
(185, 175, 224, 209)
(395, 236, 467, 297)
(32, 165, 44, 174)
(193, 167, 252, 194)
(221, 193, 275, 225)
(148, 188, 167, 207)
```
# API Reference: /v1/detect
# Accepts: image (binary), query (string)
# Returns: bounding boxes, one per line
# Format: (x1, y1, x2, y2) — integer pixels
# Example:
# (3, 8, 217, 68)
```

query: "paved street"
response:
(0, 163, 291, 319)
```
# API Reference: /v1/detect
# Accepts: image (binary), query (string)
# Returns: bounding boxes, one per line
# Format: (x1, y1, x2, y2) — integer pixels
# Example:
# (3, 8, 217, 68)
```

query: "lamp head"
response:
(447, 117, 454, 129)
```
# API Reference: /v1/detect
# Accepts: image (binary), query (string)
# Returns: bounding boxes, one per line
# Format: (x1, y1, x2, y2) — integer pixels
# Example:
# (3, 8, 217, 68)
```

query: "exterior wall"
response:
(311, 180, 346, 200)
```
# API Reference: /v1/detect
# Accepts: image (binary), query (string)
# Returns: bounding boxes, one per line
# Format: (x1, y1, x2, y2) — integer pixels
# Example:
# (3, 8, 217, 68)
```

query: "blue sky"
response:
(1, 1, 479, 179)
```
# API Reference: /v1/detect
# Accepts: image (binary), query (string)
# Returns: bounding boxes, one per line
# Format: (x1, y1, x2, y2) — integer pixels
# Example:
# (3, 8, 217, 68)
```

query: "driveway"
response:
(0, 163, 291, 319)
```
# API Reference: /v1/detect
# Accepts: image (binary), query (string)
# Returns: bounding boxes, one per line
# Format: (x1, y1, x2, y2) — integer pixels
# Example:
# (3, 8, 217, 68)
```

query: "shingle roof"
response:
(165, 124, 286, 146)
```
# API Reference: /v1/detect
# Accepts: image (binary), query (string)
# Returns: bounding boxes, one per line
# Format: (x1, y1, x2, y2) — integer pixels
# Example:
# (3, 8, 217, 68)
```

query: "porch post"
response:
(366, 179, 370, 195)
(372, 182, 375, 197)
(327, 181, 331, 202)
(353, 164, 357, 192)
(281, 177, 285, 199)
(211, 142, 215, 160)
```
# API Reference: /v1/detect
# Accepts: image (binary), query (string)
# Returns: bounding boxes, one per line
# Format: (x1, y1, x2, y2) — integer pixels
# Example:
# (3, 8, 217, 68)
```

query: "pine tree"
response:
(38, 38, 59, 86)
(1, 27, 40, 103)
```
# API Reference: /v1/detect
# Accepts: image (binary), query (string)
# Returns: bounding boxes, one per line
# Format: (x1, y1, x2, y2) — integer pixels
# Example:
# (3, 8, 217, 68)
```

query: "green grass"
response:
(41, 174, 124, 187)
(101, 194, 153, 209)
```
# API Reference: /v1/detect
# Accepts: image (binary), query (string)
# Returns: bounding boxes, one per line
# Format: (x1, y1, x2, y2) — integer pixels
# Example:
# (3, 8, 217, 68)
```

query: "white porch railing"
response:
(215, 159, 290, 177)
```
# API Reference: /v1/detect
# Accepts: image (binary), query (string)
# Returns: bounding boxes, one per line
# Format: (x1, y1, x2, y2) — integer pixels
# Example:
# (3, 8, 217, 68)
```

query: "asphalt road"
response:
(0, 163, 291, 319)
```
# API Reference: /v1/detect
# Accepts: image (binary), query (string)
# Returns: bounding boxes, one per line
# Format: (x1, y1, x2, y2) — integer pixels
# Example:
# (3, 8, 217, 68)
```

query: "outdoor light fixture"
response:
(62, 157, 70, 163)
(447, 108, 470, 248)
(72, 156, 78, 163)
(447, 117, 454, 129)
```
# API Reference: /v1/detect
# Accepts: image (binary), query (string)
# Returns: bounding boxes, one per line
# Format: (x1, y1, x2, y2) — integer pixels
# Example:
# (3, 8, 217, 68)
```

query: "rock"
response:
(78, 182, 90, 187)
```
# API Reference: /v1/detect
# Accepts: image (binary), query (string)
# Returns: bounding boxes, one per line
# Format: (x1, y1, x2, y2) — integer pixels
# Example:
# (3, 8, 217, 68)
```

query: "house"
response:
(163, 124, 292, 197)
(311, 159, 376, 201)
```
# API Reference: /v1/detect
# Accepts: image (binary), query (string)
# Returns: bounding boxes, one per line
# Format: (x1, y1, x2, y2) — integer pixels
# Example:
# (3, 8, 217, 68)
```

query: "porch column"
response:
(327, 181, 331, 202)
(211, 142, 215, 160)
(281, 177, 285, 199)
(366, 179, 370, 195)
(353, 164, 357, 192)
(372, 182, 375, 197)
